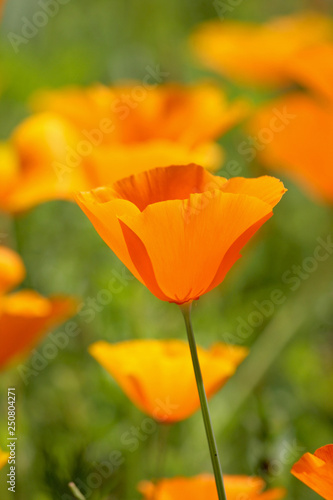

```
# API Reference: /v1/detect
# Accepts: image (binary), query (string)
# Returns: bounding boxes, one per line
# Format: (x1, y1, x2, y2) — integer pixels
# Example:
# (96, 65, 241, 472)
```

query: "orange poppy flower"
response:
(75, 164, 286, 304)
(0, 246, 77, 370)
(138, 474, 286, 500)
(286, 43, 333, 104)
(191, 12, 333, 88)
(30, 82, 248, 185)
(291, 444, 333, 499)
(0, 291, 76, 370)
(0, 448, 9, 470)
(89, 339, 248, 423)
(0, 114, 87, 213)
(249, 92, 333, 203)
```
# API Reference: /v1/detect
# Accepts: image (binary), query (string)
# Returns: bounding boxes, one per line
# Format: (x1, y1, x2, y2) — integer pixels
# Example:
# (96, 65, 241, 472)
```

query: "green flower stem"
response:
(180, 302, 227, 500)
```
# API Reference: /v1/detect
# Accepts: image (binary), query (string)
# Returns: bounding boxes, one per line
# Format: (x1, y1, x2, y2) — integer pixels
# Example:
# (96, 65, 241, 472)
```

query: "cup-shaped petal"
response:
(89, 339, 248, 423)
(76, 164, 286, 303)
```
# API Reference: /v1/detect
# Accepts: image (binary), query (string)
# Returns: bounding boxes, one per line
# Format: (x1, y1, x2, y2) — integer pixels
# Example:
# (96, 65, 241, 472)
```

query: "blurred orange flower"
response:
(2, 83, 247, 213)
(191, 12, 333, 88)
(0, 245, 25, 295)
(138, 474, 286, 500)
(286, 43, 333, 103)
(291, 444, 333, 499)
(0, 246, 77, 370)
(76, 164, 285, 304)
(89, 339, 247, 422)
(31, 82, 247, 185)
(0, 448, 9, 470)
(0, 114, 87, 213)
(249, 92, 333, 203)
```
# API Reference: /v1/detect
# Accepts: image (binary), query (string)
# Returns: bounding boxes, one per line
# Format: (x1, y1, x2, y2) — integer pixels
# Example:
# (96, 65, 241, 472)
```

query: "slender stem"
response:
(68, 482, 86, 500)
(180, 302, 227, 500)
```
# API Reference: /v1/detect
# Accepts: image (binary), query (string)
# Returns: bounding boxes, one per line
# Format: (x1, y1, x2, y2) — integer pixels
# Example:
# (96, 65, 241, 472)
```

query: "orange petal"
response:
(75, 188, 147, 284)
(87, 140, 224, 188)
(291, 445, 333, 500)
(89, 340, 247, 422)
(287, 43, 333, 103)
(0, 291, 77, 370)
(31, 83, 247, 147)
(119, 191, 273, 302)
(112, 164, 227, 211)
(221, 176, 286, 208)
(249, 93, 333, 203)
(0, 142, 19, 202)
(191, 13, 333, 88)
(2, 113, 89, 212)
(0, 246, 25, 295)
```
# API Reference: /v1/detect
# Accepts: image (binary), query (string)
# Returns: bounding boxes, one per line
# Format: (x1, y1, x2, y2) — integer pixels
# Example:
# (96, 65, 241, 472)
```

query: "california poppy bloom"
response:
(249, 92, 333, 203)
(89, 339, 248, 422)
(291, 444, 333, 499)
(0, 448, 9, 470)
(0, 246, 77, 370)
(31, 82, 248, 186)
(191, 12, 333, 88)
(75, 164, 286, 304)
(0, 114, 87, 213)
(138, 474, 286, 500)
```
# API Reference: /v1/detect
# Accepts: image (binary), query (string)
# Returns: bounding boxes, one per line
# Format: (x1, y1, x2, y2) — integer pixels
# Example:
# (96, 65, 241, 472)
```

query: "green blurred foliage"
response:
(1, 0, 333, 499)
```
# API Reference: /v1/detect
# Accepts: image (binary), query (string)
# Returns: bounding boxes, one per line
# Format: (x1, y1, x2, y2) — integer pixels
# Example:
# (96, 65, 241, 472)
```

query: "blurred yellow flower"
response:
(0, 114, 87, 213)
(249, 92, 333, 204)
(0, 448, 9, 470)
(0, 245, 25, 295)
(138, 474, 286, 500)
(191, 12, 333, 88)
(0, 246, 77, 370)
(1, 83, 248, 213)
(89, 339, 248, 422)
